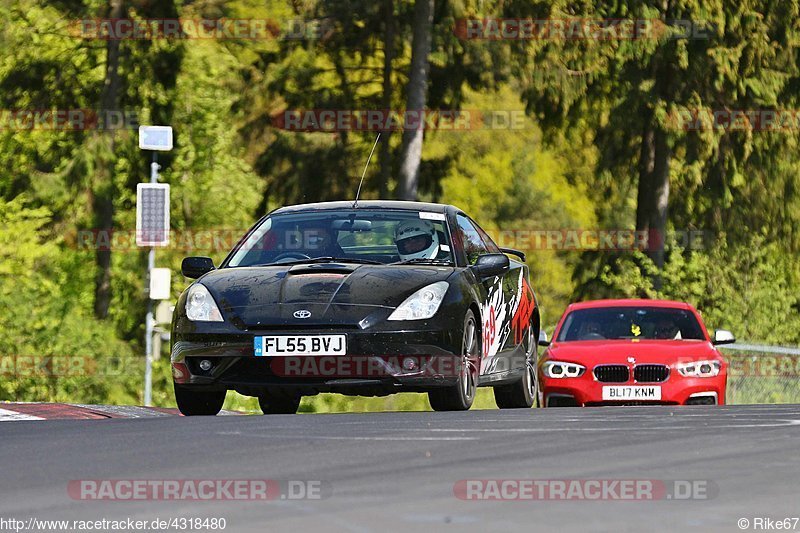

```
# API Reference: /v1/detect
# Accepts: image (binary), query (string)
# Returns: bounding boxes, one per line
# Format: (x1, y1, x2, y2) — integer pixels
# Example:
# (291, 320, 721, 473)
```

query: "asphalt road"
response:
(2, 404, 799, 532)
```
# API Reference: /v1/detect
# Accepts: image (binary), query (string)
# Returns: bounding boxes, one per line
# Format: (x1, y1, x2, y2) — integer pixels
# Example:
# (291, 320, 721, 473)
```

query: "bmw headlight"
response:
(542, 361, 586, 379)
(185, 284, 223, 322)
(388, 281, 449, 321)
(677, 360, 721, 377)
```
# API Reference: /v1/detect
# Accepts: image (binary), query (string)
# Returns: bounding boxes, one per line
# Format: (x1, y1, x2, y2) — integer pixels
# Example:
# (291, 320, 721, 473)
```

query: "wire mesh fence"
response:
(721, 344, 800, 404)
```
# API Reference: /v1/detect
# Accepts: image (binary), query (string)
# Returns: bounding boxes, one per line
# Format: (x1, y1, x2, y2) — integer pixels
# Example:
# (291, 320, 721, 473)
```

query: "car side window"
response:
(456, 214, 490, 265)
(471, 219, 500, 254)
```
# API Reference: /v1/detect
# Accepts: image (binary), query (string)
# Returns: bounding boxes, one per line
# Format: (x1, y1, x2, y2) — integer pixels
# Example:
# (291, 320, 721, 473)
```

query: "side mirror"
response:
(538, 330, 550, 347)
(712, 329, 735, 345)
(181, 256, 215, 279)
(471, 253, 510, 279)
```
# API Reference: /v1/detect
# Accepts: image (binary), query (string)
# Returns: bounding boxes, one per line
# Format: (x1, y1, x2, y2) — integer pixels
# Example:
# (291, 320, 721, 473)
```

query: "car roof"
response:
(566, 299, 695, 312)
(270, 200, 457, 215)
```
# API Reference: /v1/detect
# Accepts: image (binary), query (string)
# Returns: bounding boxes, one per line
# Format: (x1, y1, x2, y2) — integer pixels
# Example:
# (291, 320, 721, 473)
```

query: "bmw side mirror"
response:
(471, 253, 510, 279)
(538, 330, 550, 347)
(712, 329, 735, 345)
(181, 256, 215, 279)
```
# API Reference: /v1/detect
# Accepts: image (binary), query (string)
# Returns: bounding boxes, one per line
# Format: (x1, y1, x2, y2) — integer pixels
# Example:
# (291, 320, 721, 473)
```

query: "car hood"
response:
(198, 263, 455, 327)
(544, 339, 719, 365)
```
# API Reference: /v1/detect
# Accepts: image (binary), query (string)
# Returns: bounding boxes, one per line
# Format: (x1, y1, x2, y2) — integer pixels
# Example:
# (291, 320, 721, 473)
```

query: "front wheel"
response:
(174, 385, 226, 416)
(258, 391, 301, 414)
(428, 310, 480, 412)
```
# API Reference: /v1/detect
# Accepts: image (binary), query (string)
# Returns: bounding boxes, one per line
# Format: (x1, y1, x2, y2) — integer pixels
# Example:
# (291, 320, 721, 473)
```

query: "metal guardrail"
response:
(725, 343, 800, 356)
(719, 343, 800, 404)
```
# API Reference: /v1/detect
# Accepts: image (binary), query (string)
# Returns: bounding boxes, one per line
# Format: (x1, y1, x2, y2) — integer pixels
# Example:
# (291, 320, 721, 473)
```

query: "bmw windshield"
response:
(227, 209, 454, 267)
(557, 307, 706, 342)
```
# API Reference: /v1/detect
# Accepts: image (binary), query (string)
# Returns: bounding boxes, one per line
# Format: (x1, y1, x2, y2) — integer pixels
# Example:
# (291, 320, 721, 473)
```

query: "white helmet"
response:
(395, 219, 440, 261)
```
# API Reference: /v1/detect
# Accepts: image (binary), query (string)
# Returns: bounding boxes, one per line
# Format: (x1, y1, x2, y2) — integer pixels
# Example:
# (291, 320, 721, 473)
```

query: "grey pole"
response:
(144, 152, 160, 406)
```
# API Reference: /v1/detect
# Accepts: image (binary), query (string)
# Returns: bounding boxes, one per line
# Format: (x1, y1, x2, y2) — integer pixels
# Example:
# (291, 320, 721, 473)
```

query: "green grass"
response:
(222, 388, 502, 414)
(723, 352, 800, 404)
(727, 377, 800, 404)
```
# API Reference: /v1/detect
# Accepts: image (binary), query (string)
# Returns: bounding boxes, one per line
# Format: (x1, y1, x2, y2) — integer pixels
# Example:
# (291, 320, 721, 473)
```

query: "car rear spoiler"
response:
(500, 247, 526, 262)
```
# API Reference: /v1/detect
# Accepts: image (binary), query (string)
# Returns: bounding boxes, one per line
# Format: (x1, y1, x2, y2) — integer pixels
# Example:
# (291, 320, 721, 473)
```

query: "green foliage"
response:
(0, 196, 138, 403)
(594, 238, 800, 345)
(433, 87, 597, 324)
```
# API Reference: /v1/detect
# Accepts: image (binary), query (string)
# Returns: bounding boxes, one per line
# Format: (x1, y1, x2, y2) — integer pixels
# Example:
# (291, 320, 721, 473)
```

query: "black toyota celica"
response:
(171, 201, 541, 415)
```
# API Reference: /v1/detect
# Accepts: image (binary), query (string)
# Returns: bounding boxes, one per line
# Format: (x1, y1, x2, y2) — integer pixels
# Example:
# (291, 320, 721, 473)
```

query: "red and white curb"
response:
(0, 407, 44, 421)
(0, 403, 241, 421)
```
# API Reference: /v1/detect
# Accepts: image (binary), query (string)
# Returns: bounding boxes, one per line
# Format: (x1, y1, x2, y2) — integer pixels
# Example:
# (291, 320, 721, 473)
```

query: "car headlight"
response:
(185, 284, 223, 322)
(677, 360, 721, 378)
(542, 361, 586, 378)
(387, 281, 449, 321)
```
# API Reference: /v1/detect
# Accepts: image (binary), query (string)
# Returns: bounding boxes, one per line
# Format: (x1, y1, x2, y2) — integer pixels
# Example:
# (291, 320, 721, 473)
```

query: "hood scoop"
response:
(287, 263, 357, 275)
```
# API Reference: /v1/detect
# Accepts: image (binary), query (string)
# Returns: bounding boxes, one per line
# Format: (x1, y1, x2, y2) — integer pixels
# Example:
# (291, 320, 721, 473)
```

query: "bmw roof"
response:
(566, 299, 696, 311)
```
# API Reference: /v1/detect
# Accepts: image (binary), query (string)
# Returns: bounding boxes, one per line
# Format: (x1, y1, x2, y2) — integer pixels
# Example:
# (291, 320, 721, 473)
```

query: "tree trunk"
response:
(378, 0, 395, 199)
(93, 0, 124, 319)
(397, 0, 434, 201)
(635, 123, 671, 286)
(635, 5, 673, 287)
(636, 124, 655, 232)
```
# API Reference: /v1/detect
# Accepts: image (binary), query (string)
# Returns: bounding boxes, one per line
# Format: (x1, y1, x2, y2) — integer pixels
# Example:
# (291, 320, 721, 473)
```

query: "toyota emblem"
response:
(293, 310, 312, 319)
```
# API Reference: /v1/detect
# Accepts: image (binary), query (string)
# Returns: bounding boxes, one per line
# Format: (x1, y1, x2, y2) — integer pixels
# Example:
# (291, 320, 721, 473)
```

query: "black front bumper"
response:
(171, 329, 462, 397)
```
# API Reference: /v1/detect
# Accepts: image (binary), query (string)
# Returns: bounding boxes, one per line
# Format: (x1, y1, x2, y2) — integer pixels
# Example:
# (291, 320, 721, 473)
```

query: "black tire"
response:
(258, 391, 301, 414)
(494, 324, 538, 409)
(428, 310, 480, 411)
(174, 385, 226, 416)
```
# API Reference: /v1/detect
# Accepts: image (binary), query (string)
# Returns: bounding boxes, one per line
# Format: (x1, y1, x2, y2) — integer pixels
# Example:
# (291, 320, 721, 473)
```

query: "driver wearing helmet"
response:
(394, 219, 440, 261)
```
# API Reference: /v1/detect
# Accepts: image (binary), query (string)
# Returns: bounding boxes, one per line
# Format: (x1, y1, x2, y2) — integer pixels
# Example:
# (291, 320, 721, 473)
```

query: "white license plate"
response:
(254, 335, 346, 356)
(602, 386, 662, 401)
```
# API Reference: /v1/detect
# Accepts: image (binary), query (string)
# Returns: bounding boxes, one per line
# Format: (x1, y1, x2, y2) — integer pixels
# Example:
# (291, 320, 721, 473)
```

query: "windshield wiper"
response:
(250, 256, 383, 267)
(392, 258, 454, 266)
(321, 257, 383, 265)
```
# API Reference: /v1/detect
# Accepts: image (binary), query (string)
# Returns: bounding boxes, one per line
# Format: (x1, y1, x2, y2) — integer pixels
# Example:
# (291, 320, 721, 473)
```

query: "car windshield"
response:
(226, 209, 454, 267)
(557, 307, 706, 342)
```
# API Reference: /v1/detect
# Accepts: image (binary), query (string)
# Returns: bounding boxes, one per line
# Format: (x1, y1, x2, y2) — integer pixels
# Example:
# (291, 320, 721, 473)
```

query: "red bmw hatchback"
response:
(538, 299, 735, 407)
